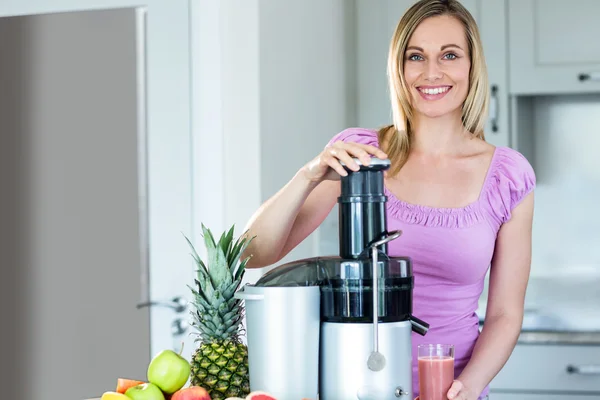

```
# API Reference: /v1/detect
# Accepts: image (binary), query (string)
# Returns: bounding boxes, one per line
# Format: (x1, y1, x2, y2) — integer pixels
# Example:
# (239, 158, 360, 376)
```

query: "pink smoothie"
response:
(418, 356, 454, 400)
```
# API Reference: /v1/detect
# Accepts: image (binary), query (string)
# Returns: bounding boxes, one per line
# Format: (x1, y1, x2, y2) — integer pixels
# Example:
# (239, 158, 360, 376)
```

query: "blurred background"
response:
(1, 0, 599, 399)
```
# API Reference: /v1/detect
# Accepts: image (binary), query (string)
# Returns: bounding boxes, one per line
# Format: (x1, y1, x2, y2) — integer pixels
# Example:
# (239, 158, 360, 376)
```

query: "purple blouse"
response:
(327, 128, 536, 399)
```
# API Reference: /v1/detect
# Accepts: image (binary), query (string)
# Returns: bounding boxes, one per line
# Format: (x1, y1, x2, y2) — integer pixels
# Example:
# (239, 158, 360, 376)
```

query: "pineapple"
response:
(184, 224, 255, 399)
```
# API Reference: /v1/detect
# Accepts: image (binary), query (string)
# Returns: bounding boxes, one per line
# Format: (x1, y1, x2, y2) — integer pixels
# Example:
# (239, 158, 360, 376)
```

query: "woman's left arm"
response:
(448, 191, 535, 400)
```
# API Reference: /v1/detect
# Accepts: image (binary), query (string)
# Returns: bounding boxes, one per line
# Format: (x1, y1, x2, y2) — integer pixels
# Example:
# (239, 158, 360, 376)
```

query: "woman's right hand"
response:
(301, 141, 388, 183)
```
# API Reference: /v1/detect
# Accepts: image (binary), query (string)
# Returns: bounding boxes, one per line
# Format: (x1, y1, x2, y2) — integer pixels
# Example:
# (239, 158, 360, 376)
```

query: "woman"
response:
(242, 0, 535, 399)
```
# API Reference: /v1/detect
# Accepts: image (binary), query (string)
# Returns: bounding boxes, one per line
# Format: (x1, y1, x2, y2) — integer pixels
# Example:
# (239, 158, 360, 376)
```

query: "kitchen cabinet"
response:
(490, 343, 600, 396)
(508, 0, 600, 95)
(478, 0, 510, 149)
(354, 0, 509, 148)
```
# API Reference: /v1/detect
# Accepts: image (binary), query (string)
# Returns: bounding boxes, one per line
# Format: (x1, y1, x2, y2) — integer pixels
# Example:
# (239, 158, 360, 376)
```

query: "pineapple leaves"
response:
(188, 282, 212, 311)
(197, 272, 215, 301)
(224, 325, 239, 335)
(184, 224, 255, 292)
(219, 225, 236, 262)
(223, 279, 241, 301)
(209, 289, 226, 312)
(229, 232, 255, 280)
(195, 317, 218, 333)
(184, 234, 203, 267)
(202, 224, 233, 289)
(222, 306, 242, 323)
(183, 233, 212, 285)
(184, 223, 256, 344)
(236, 255, 252, 282)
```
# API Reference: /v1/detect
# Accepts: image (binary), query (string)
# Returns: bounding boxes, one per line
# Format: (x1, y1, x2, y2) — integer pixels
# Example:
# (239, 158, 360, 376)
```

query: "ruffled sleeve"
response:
(326, 127, 380, 148)
(484, 147, 536, 226)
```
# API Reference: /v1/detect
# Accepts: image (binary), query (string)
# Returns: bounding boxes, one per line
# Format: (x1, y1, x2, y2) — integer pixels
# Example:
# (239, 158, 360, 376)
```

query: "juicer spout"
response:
(409, 315, 429, 336)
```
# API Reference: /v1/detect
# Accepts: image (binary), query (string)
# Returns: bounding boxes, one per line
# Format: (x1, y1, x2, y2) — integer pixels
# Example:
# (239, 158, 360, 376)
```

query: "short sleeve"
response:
(326, 127, 380, 148)
(485, 147, 536, 225)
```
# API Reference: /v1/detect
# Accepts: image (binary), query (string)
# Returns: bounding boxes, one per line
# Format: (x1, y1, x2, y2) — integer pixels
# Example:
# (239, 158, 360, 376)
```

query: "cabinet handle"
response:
(489, 85, 499, 133)
(566, 364, 600, 375)
(578, 72, 600, 82)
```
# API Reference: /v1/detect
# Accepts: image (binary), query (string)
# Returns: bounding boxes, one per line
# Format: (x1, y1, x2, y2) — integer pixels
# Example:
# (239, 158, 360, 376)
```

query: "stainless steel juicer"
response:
(236, 157, 429, 400)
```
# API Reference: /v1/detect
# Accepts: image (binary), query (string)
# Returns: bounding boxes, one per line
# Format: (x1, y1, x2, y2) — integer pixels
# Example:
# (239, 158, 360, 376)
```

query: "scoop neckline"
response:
(384, 146, 499, 215)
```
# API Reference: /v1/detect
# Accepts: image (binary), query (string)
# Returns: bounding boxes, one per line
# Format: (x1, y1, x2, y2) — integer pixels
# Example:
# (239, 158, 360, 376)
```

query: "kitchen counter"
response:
(477, 274, 600, 346)
(479, 316, 600, 345)
(478, 309, 600, 345)
(517, 330, 600, 345)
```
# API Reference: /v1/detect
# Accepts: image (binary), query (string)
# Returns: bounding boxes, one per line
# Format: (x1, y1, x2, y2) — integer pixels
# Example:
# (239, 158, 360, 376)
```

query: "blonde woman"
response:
(243, 0, 534, 399)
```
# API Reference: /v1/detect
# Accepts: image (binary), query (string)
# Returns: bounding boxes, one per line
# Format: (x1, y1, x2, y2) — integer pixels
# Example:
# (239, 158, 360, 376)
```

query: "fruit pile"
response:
(99, 347, 211, 400)
(96, 346, 277, 400)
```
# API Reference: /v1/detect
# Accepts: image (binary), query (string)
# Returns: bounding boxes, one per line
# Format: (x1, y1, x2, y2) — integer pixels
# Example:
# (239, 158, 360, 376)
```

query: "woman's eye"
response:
(444, 53, 458, 60)
(408, 54, 423, 61)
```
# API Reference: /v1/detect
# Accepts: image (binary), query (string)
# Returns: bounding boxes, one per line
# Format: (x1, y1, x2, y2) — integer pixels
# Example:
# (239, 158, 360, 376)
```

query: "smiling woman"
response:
(241, 1, 535, 400)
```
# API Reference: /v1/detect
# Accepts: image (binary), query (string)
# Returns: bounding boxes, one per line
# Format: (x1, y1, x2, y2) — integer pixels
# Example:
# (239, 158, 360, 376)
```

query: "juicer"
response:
(235, 157, 429, 400)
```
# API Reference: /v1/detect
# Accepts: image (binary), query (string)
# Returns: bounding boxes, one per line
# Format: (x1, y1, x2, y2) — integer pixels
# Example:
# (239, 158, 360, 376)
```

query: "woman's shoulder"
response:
(492, 146, 536, 185)
(327, 127, 380, 147)
(483, 145, 536, 223)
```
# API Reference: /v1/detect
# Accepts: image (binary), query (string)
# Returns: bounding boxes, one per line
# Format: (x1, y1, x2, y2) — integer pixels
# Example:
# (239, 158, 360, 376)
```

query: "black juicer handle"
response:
(410, 315, 429, 336)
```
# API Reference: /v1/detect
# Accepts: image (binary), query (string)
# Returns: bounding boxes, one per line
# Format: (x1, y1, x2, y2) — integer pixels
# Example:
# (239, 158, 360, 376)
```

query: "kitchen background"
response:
(1, 0, 599, 399)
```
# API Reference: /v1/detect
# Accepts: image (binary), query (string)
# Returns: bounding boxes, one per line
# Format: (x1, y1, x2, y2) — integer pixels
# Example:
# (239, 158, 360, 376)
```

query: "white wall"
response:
(220, 0, 262, 245)
(198, 0, 357, 281)
(258, 0, 357, 265)
(531, 94, 600, 278)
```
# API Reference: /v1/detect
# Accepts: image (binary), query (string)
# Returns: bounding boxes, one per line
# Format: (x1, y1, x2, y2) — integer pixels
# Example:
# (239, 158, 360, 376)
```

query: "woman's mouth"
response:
(416, 85, 452, 100)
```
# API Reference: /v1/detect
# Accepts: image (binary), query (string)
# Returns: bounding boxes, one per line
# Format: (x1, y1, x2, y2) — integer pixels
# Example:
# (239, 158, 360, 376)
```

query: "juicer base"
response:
(320, 320, 413, 400)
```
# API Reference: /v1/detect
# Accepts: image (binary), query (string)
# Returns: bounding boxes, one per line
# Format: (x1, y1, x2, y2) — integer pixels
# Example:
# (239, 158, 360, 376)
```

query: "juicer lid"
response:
(253, 255, 413, 287)
(340, 157, 391, 171)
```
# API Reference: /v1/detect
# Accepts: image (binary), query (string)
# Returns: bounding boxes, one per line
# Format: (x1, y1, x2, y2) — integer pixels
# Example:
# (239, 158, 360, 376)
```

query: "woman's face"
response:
(403, 15, 471, 119)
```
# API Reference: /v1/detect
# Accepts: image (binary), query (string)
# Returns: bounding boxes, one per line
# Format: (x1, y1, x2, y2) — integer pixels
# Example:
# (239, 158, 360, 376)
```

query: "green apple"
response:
(147, 348, 191, 394)
(124, 383, 165, 400)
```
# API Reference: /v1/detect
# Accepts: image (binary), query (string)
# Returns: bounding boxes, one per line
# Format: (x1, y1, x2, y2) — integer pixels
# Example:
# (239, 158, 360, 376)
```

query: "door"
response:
(508, 0, 600, 95)
(0, 1, 194, 399)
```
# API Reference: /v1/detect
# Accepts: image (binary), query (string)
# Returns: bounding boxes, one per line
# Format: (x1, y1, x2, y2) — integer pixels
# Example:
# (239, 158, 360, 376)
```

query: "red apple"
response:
(171, 386, 211, 400)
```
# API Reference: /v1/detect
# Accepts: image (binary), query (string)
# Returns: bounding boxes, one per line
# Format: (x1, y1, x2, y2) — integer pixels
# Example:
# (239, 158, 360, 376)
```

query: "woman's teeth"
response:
(419, 87, 450, 95)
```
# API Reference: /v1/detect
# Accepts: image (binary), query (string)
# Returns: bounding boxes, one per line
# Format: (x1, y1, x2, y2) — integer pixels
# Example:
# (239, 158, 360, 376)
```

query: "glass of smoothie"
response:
(417, 344, 455, 400)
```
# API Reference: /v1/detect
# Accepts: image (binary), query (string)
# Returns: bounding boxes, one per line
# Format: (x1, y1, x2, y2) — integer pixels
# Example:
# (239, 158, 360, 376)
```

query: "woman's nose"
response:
(424, 60, 443, 81)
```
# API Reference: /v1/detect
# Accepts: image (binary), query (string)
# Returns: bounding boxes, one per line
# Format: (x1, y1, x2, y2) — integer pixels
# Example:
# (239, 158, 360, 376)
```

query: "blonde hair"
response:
(379, 0, 490, 176)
